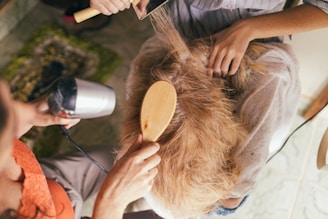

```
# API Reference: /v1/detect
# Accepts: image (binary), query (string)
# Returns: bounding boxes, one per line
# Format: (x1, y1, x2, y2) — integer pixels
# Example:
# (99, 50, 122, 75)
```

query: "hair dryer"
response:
(47, 76, 116, 119)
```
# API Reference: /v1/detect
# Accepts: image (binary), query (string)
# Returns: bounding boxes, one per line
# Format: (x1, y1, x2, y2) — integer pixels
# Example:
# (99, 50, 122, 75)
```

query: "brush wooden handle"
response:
(73, 0, 141, 23)
(74, 8, 101, 23)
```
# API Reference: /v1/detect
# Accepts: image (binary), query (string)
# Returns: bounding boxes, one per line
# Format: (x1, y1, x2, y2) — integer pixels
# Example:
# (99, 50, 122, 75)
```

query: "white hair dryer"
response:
(47, 76, 116, 119)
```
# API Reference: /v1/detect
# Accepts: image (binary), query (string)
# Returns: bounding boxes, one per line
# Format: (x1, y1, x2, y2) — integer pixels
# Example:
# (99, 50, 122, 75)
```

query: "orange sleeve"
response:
(13, 139, 74, 218)
(47, 178, 75, 219)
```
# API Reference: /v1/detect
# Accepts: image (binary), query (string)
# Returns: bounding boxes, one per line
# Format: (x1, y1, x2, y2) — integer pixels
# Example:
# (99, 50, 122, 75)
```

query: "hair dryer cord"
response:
(59, 125, 109, 174)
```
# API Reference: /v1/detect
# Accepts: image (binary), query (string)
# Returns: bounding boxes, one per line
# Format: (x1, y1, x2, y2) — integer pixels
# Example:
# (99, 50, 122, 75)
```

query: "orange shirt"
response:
(12, 139, 74, 219)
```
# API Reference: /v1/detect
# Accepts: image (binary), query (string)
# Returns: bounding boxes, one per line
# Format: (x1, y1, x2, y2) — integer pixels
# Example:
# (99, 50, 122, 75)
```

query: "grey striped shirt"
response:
(168, 0, 328, 39)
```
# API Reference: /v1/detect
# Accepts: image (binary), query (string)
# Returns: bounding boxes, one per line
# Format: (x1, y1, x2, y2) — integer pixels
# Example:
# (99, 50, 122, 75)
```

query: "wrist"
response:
(92, 193, 126, 219)
(234, 18, 256, 42)
(92, 183, 128, 219)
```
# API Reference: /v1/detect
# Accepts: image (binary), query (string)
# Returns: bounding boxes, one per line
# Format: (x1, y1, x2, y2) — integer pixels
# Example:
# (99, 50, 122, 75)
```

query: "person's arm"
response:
(13, 97, 80, 138)
(208, 3, 328, 77)
(92, 134, 161, 219)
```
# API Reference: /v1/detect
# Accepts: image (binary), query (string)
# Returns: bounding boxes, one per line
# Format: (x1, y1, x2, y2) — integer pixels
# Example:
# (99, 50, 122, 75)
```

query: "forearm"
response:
(92, 178, 126, 219)
(240, 4, 328, 41)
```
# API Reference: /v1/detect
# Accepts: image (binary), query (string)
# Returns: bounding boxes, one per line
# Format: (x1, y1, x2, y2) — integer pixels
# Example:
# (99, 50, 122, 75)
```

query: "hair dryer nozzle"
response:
(47, 77, 116, 119)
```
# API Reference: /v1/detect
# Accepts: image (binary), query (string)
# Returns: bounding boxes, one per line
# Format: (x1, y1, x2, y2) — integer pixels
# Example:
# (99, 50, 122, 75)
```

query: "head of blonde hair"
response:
(120, 7, 267, 218)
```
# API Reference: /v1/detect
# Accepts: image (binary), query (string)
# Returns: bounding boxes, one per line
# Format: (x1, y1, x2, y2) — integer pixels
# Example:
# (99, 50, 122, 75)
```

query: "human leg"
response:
(39, 145, 116, 218)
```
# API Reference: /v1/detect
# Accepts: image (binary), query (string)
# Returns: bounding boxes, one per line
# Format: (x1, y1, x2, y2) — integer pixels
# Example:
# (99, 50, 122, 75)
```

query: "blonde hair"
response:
(120, 7, 267, 218)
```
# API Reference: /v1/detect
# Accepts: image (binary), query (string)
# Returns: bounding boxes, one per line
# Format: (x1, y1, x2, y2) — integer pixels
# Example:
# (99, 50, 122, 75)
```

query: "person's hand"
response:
(208, 20, 252, 77)
(13, 96, 80, 138)
(133, 0, 149, 18)
(90, 0, 131, 15)
(92, 134, 161, 219)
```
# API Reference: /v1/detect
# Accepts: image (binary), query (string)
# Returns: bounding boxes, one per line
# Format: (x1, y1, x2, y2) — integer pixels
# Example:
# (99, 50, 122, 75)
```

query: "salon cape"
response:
(12, 139, 74, 218)
(167, 0, 308, 198)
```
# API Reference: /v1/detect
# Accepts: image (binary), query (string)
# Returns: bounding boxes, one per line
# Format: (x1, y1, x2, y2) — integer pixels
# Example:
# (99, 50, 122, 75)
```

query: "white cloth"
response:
(231, 42, 300, 197)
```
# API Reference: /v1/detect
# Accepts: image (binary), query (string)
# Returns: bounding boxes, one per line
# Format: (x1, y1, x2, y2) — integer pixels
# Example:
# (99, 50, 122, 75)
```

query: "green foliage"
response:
(29, 126, 64, 158)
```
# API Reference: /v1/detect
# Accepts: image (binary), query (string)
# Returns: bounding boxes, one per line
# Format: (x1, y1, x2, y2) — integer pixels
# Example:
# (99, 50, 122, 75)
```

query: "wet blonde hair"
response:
(120, 7, 267, 218)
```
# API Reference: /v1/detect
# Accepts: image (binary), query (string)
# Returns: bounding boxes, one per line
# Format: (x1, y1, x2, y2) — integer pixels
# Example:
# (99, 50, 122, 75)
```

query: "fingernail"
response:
(207, 68, 213, 77)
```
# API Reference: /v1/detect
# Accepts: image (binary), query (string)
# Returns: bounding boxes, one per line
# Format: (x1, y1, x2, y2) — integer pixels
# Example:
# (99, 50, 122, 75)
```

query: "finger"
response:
(146, 167, 158, 182)
(90, 1, 112, 15)
(212, 52, 224, 76)
(31, 95, 48, 112)
(141, 167, 158, 189)
(135, 143, 160, 161)
(208, 46, 219, 69)
(228, 55, 243, 75)
(122, 0, 131, 9)
(110, 0, 126, 11)
(38, 114, 77, 127)
(221, 55, 233, 77)
(142, 154, 161, 172)
(137, 0, 149, 11)
(64, 118, 81, 129)
(99, 1, 119, 14)
(35, 113, 60, 126)
(37, 101, 49, 112)
(206, 68, 214, 78)
(55, 117, 78, 126)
